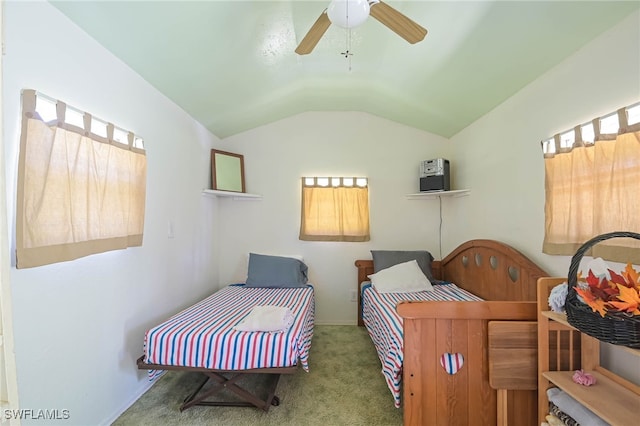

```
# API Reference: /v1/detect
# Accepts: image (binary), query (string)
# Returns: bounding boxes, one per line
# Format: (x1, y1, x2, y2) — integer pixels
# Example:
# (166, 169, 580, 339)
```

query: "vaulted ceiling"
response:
(50, 1, 640, 139)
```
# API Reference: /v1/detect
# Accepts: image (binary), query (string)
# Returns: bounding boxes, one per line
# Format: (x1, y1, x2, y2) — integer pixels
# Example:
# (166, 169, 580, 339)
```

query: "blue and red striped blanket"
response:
(143, 284, 315, 375)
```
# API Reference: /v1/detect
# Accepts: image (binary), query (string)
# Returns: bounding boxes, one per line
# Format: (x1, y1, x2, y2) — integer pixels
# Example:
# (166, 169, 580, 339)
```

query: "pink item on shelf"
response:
(572, 369, 596, 386)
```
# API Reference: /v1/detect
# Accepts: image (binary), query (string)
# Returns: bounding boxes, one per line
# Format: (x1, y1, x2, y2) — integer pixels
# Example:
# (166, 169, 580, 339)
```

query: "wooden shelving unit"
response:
(537, 277, 640, 426)
(405, 189, 469, 200)
(201, 189, 262, 200)
(542, 370, 639, 424)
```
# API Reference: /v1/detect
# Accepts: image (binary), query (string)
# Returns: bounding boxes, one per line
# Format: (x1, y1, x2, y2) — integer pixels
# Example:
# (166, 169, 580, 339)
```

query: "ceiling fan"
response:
(295, 0, 427, 55)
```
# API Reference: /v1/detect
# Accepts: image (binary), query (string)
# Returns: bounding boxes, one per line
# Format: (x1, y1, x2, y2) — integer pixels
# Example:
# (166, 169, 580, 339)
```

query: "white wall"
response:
(449, 10, 640, 382)
(218, 111, 451, 325)
(449, 10, 640, 278)
(3, 2, 221, 425)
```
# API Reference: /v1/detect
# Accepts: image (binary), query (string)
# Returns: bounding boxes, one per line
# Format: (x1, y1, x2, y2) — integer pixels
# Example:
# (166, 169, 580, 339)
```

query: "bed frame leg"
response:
(181, 375, 210, 411)
(180, 372, 282, 412)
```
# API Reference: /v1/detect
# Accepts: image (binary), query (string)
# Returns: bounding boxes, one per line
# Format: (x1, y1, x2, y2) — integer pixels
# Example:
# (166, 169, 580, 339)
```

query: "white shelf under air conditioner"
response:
(406, 189, 470, 200)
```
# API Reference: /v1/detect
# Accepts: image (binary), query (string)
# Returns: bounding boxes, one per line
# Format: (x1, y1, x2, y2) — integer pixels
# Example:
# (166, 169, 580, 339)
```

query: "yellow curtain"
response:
(16, 90, 147, 268)
(299, 177, 370, 242)
(543, 105, 640, 263)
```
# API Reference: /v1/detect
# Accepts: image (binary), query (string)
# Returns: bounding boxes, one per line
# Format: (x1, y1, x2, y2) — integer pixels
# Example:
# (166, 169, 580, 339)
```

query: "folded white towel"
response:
(547, 388, 610, 426)
(548, 282, 568, 313)
(234, 305, 294, 333)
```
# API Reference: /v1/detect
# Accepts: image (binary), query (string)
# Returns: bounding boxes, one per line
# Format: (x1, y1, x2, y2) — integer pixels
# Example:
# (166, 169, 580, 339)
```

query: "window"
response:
(541, 102, 640, 263)
(299, 177, 370, 242)
(15, 90, 147, 268)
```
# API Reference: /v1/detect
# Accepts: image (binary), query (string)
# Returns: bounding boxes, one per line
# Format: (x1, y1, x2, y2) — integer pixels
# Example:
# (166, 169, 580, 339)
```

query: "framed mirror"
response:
(211, 149, 245, 193)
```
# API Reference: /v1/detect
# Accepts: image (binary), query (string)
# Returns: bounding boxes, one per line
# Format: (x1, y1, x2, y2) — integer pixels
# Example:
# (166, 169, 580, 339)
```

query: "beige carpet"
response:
(114, 325, 403, 425)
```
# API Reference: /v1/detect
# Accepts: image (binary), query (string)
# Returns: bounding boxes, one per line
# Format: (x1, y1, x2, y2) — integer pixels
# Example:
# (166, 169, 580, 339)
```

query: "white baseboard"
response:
(100, 380, 156, 426)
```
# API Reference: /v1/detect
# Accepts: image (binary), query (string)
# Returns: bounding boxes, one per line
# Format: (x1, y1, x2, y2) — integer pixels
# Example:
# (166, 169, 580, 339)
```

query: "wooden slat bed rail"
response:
(397, 300, 536, 320)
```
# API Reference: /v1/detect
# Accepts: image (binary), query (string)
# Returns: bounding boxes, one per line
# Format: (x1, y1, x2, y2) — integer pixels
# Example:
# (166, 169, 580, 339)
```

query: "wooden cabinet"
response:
(537, 277, 640, 426)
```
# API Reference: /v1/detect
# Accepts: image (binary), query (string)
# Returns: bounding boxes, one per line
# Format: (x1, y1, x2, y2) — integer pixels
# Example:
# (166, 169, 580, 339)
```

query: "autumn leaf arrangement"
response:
(575, 263, 640, 317)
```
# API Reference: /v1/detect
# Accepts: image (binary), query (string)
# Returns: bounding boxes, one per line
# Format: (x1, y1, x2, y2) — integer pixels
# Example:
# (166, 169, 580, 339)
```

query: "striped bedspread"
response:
(143, 284, 315, 374)
(362, 282, 482, 408)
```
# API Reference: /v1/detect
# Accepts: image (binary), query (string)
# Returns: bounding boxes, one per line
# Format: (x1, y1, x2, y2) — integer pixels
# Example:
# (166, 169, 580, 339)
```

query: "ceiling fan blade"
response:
(369, 1, 427, 44)
(295, 10, 331, 55)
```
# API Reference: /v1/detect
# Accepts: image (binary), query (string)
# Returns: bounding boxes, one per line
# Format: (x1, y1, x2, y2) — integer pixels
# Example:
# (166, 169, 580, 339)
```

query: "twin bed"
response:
(137, 253, 315, 411)
(356, 240, 547, 426)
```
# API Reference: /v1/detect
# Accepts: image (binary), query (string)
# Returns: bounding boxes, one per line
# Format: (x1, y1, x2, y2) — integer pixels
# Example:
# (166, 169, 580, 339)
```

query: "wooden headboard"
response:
(354, 239, 548, 326)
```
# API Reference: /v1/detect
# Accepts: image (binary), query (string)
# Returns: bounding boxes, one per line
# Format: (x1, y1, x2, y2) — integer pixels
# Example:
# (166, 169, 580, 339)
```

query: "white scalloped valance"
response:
(16, 89, 147, 268)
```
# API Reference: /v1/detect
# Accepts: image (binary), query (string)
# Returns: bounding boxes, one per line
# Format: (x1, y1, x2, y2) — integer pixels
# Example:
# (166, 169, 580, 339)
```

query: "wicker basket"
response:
(565, 231, 640, 348)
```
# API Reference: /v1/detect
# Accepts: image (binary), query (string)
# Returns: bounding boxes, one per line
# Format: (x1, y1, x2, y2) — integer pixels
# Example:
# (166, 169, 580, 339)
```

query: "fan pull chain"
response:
(341, 28, 353, 71)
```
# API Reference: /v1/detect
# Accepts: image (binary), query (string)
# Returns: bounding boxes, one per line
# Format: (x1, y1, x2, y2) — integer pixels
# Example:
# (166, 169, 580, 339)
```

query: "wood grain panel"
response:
(435, 318, 454, 426)
(402, 318, 437, 426)
(489, 321, 538, 390)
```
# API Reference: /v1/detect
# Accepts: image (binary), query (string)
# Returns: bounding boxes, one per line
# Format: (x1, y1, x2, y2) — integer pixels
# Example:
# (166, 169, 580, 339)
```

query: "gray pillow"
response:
(245, 253, 308, 288)
(371, 250, 436, 282)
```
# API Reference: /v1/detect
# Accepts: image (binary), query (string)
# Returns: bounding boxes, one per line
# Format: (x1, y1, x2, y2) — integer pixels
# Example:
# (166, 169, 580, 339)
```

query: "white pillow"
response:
(368, 260, 434, 293)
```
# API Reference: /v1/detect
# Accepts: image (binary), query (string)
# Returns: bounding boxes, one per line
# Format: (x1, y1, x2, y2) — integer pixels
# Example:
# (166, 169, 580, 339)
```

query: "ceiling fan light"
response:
(327, 0, 370, 29)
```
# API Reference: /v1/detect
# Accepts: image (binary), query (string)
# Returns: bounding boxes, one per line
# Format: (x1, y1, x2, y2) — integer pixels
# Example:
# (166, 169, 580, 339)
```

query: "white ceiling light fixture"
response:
(327, 0, 371, 29)
(295, 0, 427, 55)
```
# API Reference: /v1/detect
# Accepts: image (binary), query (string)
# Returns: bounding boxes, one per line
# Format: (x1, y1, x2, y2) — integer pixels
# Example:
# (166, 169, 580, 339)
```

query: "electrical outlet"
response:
(167, 220, 175, 239)
(350, 290, 357, 302)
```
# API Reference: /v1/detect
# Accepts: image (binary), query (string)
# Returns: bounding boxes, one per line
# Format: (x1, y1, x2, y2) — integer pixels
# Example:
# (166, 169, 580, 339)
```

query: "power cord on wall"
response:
(438, 195, 443, 260)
